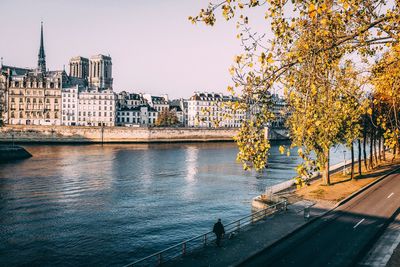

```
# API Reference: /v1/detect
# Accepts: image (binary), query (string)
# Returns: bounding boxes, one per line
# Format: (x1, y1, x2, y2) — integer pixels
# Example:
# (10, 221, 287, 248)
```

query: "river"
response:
(0, 142, 354, 266)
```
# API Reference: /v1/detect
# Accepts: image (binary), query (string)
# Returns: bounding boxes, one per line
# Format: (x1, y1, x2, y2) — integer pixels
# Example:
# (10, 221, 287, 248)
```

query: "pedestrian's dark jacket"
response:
(213, 222, 225, 236)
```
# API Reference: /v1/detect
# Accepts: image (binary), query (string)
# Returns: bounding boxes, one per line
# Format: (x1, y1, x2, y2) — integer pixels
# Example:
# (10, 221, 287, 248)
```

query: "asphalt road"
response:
(240, 168, 400, 267)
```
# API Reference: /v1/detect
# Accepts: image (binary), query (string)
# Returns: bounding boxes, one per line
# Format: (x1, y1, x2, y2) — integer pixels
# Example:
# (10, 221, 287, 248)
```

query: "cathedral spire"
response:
(38, 21, 46, 73)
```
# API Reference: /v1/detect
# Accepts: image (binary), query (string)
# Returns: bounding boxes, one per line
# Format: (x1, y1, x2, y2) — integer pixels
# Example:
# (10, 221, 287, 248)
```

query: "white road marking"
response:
(387, 193, 394, 199)
(354, 218, 365, 229)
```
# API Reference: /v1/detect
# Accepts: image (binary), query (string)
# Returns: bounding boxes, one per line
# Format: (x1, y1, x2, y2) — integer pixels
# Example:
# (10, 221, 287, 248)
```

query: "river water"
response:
(0, 142, 353, 266)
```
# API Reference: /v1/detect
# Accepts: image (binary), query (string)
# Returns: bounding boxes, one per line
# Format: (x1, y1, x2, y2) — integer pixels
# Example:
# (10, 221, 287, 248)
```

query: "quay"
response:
(0, 145, 32, 162)
(0, 125, 289, 143)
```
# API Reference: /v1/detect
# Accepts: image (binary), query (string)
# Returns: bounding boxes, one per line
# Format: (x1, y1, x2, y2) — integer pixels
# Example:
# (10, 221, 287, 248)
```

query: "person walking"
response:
(213, 218, 225, 247)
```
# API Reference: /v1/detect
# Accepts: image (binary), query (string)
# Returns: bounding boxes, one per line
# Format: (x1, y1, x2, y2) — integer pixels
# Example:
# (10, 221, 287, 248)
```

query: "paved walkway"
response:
(359, 213, 400, 267)
(163, 200, 335, 267)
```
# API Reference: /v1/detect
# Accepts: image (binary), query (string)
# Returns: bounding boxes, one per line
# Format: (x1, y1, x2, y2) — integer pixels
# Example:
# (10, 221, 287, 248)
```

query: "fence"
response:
(122, 200, 288, 267)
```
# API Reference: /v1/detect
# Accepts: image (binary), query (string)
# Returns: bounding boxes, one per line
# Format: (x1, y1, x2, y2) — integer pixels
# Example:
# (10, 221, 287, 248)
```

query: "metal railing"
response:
(122, 200, 288, 267)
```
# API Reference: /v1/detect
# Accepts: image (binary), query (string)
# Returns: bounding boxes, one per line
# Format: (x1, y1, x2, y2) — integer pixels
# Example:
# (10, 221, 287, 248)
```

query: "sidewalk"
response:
(163, 200, 335, 267)
(359, 212, 400, 267)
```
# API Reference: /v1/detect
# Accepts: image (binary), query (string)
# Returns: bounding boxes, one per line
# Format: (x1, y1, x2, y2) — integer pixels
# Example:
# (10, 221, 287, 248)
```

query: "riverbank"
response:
(162, 157, 400, 267)
(0, 125, 239, 143)
(295, 152, 400, 202)
(0, 145, 32, 162)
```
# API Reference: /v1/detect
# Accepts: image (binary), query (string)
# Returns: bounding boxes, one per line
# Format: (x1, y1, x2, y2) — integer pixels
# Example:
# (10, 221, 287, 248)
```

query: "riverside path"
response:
(240, 168, 400, 267)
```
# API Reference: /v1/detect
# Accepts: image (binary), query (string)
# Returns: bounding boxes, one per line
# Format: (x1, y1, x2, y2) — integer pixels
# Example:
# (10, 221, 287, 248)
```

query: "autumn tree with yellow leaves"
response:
(191, 0, 400, 184)
(371, 44, 400, 158)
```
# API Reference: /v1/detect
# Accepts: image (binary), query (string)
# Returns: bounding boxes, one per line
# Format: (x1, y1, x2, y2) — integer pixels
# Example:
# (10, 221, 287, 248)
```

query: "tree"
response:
(155, 110, 180, 127)
(191, 0, 400, 182)
(335, 62, 366, 180)
(371, 44, 400, 159)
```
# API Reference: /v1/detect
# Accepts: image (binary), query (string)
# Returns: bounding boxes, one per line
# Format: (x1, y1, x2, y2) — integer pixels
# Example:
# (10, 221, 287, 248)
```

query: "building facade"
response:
(77, 88, 116, 127)
(0, 23, 65, 126)
(187, 92, 245, 128)
(61, 85, 79, 126)
(143, 94, 169, 112)
(116, 105, 158, 127)
(89, 55, 113, 89)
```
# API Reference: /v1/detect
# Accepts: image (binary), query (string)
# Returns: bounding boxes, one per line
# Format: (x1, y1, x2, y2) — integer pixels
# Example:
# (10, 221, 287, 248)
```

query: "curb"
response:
(234, 164, 400, 267)
(334, 165, 400, 208)
(231, 208, 330, 267)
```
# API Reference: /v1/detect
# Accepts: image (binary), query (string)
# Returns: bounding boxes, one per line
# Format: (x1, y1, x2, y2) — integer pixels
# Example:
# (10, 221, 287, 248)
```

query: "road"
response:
(239, 168, 400, 267)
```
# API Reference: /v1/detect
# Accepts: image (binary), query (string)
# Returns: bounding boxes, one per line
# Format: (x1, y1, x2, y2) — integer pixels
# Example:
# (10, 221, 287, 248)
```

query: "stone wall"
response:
(0, 125, 239, 143)
(0, 145, 32, 161)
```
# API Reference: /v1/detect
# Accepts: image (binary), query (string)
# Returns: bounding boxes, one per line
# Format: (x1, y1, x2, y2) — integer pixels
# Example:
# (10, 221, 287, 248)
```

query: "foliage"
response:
(155, 110, 180, 127)
(371, 44, 400, 152)
(191, 0, 400, 183)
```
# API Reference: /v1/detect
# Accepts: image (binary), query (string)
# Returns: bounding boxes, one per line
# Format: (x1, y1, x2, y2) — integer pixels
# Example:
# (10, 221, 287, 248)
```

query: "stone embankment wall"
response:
(0, 145, 32, 161)
(0, 125, 239, 143)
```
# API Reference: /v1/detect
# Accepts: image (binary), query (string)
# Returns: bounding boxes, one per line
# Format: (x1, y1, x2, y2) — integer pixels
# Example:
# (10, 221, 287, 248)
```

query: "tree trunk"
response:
(398, 142, 400, 156)
(382, 137, 386, 161)
(378, 137, 381, 161)
(351, 142, 355, 180)
(358, 139, 362, 176)
(323, 149, 331, 185)
(370, 133, 374, 169)
(393, 146, 397, 162)
(363, 126, 368, 170)
(373, 133, 378, 165)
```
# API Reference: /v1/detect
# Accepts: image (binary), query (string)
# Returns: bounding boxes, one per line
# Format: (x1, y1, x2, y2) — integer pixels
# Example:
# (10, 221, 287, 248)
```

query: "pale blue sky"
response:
(0, 0, 243, 98)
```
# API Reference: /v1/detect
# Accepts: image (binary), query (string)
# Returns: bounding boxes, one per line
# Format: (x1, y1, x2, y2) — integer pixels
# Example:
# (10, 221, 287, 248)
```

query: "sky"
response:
(0, 0, 247, 99)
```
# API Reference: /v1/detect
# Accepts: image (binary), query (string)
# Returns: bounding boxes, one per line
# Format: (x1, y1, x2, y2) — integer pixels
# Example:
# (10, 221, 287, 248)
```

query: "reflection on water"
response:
(0, 142, 351, 266)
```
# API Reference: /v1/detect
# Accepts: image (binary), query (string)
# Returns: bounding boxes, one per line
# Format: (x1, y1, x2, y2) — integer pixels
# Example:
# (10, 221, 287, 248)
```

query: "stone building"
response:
(143, 94, 169, 112)
(0, 23, 64, 126)
(116, 105, 158, 127)
(270, 93, 288, 128)
(69, 56, 89, 80)
(0, 23, 117, 127)
(116, 91, 146, 109)
(170, 98, 188, 126)
(77, 88, 116, 126)
(89, 55, 113, 89)
(187, 92, 245, 128)
(61, 85, 80, 126)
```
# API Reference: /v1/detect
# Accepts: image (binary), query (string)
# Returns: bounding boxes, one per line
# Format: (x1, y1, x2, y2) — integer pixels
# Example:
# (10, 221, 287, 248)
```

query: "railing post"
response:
(284, 199, 288, 211)
(157, 253, 162, 265)
(182, 242, 186, 256)
(203, 234, 207, 247)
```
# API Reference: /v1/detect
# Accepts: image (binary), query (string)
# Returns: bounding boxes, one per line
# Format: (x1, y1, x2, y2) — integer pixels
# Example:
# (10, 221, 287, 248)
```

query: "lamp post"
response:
(101, 122, 104, 144)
